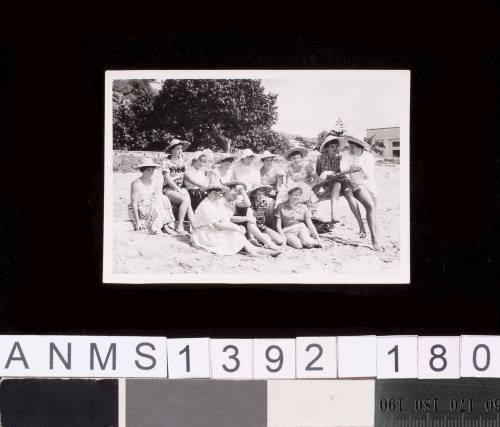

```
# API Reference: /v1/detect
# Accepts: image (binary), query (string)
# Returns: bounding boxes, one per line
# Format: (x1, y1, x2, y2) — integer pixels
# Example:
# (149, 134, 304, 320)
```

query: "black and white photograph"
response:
(103, 70, 410, 284)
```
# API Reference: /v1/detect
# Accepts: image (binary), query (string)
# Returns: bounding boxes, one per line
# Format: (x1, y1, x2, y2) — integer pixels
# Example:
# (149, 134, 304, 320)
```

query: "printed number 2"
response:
(429, 344, 447, 372)
(179, 345, 190, 372)
(388, 345, 399, 372)
(222, 345, 240, 373)
(305, 343, 324, 371)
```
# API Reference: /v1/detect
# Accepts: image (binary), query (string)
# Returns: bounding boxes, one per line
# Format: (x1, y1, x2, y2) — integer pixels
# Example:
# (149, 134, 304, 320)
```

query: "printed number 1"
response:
(179, 345, 190, 372)
(388, 345, 399, 372)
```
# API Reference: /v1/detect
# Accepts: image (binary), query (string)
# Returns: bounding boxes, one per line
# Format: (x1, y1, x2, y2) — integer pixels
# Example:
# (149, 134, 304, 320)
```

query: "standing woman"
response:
(340, 137, 381, 251)
(162, 139, 194, 235)
(128, 158, 178, 235)
(184, 151, 210, 211)
(275, 185, 322, 249)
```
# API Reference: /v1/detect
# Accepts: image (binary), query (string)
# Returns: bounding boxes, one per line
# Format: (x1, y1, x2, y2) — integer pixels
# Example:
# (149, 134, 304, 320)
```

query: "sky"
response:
(260, 78, 401, 139)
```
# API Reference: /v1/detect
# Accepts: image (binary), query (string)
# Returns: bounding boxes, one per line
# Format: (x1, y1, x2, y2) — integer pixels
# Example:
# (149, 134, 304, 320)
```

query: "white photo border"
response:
(103, 70, 410, 285)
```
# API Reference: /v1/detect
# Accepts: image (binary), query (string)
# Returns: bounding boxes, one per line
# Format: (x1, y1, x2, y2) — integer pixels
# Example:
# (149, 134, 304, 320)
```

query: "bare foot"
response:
(372, 240, 383, 251)
(175, 228, 189, 236)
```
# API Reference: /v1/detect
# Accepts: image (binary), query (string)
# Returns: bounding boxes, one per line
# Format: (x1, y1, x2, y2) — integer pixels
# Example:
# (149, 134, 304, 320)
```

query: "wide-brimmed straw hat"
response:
(135, 158, 160, 169)
(191, 151, 207, 164)
(347, 137, 371, 151)
(320, 135, 342, 152)
(247, 184, 273, 199)
(259, 150, 279, 160)
(165, 138, 191, 152)
(238, 148, 256, 161)
(215, 154, 237, 164)
(285, 145, 309, 160)
(286, 182, 308, 195)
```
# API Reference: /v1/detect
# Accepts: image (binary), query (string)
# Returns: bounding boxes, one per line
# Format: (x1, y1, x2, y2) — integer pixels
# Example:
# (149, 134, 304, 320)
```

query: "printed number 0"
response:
(222, 345, 240, 373)
(473, 344, 490, 372)
(305, 344, 324, 371)
(266, 345, 284, 373)
(429, 344, 447, 372)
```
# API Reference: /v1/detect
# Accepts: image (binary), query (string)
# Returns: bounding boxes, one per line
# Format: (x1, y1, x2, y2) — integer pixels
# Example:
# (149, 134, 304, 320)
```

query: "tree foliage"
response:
(112, 79, 280, 152)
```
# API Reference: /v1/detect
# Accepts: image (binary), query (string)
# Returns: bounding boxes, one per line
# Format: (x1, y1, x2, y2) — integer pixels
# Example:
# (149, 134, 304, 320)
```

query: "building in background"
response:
(366, 127, 400, 159)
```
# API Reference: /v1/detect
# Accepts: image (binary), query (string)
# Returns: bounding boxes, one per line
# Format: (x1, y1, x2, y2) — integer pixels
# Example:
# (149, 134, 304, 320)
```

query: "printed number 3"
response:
(222, 345, 240, 373)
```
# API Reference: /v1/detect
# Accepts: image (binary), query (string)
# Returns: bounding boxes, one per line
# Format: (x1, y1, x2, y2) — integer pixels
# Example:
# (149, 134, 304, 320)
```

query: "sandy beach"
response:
(110, 160, 402, 282)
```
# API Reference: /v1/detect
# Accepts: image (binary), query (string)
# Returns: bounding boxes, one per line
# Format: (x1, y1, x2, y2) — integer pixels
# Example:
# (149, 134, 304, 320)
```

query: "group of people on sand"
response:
(128, 135, 382, 257)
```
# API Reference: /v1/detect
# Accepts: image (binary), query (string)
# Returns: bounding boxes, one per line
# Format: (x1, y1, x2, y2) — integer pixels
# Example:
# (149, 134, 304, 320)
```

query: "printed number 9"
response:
(266, 345, 284, 373)
(430, 344, 447, 372)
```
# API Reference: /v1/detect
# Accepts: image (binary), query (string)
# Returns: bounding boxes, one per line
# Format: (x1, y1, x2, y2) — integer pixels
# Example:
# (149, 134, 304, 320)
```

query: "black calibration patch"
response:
(376, 379, 500, 426)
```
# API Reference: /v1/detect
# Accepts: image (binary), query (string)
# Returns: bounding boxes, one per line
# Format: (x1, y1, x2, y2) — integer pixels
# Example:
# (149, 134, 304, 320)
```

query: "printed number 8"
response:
(429, 344, 447, 372)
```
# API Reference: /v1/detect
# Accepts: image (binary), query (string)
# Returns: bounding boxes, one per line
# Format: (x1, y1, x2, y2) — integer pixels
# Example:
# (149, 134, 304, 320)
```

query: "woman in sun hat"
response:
(315, 135, 364, 228)
(220, 183, 282, 253)
(162, 138, 194, 235)
(184, 151, 210, 211)
(274, 184, 323, 249)
(247, 184, 285, 247)
(231, 148, 261, 189)
(190, 184, 267, 257)
(128, 158, 178, 235)
(340, 137, 381, 250)
(258, 150, 284, 198)
(276, 145, 319, 217)
(211, 153, 237, 186)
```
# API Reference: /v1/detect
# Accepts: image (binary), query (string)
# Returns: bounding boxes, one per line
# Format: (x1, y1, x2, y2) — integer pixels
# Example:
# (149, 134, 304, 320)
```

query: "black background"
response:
(1, 19, 499, 338)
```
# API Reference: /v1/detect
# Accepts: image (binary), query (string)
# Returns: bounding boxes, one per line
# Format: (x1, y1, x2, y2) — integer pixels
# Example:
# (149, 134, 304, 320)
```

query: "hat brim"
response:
(135, 163, 160, 169)
(320, 137, 341, 152)
(165, 140, 191, 152)
(248, 185, 273, 198)
(215, 156, 236, 164)
(206, 185, 226, 193)
(347, 138, 371, 151)
(285, 147, 309, 159)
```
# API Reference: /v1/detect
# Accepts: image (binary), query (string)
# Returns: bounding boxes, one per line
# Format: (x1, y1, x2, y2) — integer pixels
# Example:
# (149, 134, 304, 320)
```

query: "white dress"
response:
(190, 198, 248, 255)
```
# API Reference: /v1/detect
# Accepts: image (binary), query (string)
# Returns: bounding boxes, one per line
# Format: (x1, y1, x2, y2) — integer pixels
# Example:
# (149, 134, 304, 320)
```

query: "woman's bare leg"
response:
(353, 188, 381, 250)
(286, 235, 303, 249)
(298, 227, 315, 248)
(330, 182, 341, 222)
(344, 189, 366, 237)
(264, 228, 285, 245)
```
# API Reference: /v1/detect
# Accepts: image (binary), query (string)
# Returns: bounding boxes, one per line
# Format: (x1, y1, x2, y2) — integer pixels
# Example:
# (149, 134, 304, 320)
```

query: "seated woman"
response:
(128, 158, 178, 235)
(190, 185, 268, 257)
(248, 184, 285, 246)
(184, 151, 210, 212)
(258, 151, 284, 198)
(275, 185, 323, 249)
(162, 139, 194, 235)
(315, 136, 365, 231)
(211, 153, 236, 186)
(231, 148, 261, 189)
(340, 137, 381, 250)
(222, 183, 283, 252)
(276, 145, 320, 218)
